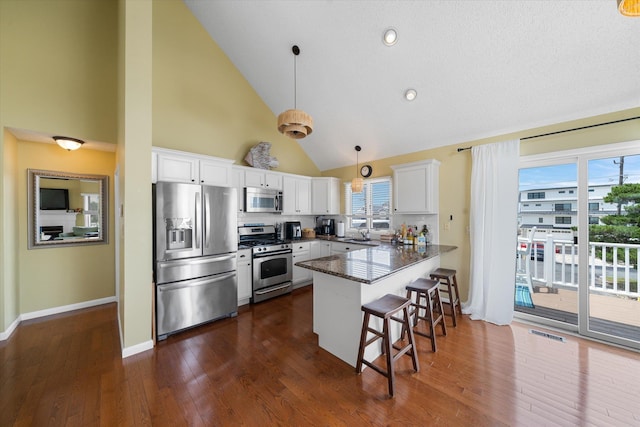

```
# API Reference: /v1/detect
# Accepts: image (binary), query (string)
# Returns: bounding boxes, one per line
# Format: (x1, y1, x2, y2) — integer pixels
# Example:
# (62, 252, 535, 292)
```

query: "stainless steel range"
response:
(238, 225, 292, 303)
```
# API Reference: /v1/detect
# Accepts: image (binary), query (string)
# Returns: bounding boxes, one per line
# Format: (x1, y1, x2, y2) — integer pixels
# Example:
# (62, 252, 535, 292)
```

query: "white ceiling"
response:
(185, 0, 640, 171)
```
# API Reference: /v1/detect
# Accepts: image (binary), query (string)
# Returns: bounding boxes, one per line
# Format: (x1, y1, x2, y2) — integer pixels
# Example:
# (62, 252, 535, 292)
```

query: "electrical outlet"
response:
(444, 222, 451, 231)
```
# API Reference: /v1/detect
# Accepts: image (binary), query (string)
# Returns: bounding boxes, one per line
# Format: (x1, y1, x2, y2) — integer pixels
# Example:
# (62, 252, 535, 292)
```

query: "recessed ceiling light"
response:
(383, 28, 397, 46)
(405, 89, 417, 101)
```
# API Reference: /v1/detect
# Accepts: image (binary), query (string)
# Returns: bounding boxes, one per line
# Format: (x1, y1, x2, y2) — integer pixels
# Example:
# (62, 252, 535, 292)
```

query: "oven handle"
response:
(253, 249, 292, 258)
(254, 282, 292, 296)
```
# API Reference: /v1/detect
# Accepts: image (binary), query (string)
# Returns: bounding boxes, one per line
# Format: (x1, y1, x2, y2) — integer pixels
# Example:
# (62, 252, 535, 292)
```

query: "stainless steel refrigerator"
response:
(153, 182, 238, 340)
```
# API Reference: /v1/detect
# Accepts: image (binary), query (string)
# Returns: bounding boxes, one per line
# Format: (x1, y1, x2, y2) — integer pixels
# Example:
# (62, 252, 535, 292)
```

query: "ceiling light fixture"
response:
(405, 89, 417, 101)
(53, 136, 84, 151)
(277, 45, 313, 139)
(618, 0, 640, 16)
(351, 145, 364, 193)
(383, 28, 398, 46)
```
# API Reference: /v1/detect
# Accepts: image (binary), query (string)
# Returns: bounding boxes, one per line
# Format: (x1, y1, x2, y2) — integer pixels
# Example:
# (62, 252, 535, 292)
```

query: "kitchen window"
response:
(344, 177, 391, 231)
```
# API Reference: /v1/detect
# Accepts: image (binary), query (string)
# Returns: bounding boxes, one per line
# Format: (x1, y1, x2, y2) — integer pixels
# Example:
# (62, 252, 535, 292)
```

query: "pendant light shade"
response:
(618, 0, 640, 16)
(278, 45, 313, 139)
(351, 145, 363, 193)
(53, 136, 84, 151)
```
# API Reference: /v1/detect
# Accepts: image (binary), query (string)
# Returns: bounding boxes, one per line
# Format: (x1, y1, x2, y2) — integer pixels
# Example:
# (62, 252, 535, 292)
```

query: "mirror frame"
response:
(28, 168, 109, 249)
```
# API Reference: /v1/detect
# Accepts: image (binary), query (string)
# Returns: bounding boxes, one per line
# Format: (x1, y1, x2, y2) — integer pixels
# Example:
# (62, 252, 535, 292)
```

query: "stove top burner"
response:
(239, 239, 286, 249)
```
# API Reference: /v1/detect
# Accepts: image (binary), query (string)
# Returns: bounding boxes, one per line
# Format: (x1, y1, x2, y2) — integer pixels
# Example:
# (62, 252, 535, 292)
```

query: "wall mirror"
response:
(28, 169, 109, 249)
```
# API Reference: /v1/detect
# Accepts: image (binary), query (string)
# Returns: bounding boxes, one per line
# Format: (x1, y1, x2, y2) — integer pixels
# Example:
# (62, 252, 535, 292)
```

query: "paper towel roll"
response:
(337, 221, 345, 237)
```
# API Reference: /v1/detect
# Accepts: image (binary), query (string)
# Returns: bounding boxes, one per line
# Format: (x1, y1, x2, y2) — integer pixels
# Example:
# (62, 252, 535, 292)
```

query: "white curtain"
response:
(462, 139, 520, 325)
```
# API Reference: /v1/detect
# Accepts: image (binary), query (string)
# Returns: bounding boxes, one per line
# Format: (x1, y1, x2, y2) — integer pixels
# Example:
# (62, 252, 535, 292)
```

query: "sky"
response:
(519, 154, 640, 191)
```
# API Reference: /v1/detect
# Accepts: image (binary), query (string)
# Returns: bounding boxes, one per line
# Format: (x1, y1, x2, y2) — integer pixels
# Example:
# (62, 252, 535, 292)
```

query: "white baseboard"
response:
(0, 316, 20, 341)
(122, 339, 154, 358)
(0, 296, 117, 341)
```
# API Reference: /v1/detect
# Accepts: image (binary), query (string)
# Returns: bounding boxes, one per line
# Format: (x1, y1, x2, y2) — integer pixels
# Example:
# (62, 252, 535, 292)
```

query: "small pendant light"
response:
(351, 145, 363, 193)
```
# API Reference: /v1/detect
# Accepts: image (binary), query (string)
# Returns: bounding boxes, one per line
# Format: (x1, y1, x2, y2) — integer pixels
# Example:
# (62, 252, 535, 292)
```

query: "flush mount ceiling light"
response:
(351, 145, 364, 193)
(53, 136, 84, 151)
(618, 0, 640, 16)
(277, 45, 313, 139)
(383, 28, 398, 46)
(405, 89, 417, 101)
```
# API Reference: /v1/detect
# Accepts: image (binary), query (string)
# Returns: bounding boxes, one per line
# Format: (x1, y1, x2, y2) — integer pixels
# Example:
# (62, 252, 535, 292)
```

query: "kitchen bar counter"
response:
(296, 243, 456, 284)
(296, 243, 457, 367)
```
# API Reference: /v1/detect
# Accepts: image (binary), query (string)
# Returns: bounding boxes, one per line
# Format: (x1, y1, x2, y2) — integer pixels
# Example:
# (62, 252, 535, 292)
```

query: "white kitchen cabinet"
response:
(244, 168, 283, 190)
(156, 151, 199, 184)
(153, 148, 233, 187)
(282, 175, 311, 215)
(237, 249, 252, 305)
(391, 159, 440, 214)
(330, 241, 368, 254)
(312, 177, 341, 215)
(232, 167, 246, 213)
(199, 158, 232, 186)
(292, 242, 312, 287)
(310, 240, 331, 259)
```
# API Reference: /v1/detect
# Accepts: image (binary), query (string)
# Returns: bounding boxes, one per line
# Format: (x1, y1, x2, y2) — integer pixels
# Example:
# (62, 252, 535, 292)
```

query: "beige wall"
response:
(17, 142, 116, 312)
(0, 0, 117, 332)
(151, 0, 320, 177)
(323, 108, 640, 300)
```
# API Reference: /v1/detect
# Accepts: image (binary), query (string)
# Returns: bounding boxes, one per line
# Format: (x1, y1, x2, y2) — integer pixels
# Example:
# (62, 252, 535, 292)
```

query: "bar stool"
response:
(430, 268, 462, 327)
(404, 278, 447, 352)
(355, 294, 419, 397)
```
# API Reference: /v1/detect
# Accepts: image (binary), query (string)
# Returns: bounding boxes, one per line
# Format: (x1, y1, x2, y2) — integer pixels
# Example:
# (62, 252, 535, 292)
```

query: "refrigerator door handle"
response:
(157, 271, 236, 292)
(204, 192, 211, 248)
(195, 191, 201, 249)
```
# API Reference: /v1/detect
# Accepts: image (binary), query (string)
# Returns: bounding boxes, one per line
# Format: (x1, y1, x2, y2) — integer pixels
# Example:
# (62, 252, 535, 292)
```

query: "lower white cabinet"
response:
(330, 241, 368, 254)
(292, 241, 312, 287)
(310, 240, 331, 259)
(237, 249, 252, 304)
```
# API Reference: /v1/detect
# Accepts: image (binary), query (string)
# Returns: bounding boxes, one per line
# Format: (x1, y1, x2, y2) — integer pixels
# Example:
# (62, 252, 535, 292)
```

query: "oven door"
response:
(252, 250, 292, 291)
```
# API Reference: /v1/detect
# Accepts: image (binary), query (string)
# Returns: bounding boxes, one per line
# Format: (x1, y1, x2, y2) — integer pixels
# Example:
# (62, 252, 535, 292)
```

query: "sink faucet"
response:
(360, 229, 370, 240)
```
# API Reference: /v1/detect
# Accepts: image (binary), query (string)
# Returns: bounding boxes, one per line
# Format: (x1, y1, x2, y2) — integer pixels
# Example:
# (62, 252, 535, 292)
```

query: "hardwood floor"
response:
(2, 286, 640, 426)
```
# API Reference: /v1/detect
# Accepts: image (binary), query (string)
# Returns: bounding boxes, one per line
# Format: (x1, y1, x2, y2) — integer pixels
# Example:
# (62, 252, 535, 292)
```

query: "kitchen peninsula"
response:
(296, 243, 456, 367)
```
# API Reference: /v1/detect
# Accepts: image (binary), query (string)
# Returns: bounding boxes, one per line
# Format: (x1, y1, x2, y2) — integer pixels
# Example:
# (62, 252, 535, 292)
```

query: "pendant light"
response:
(351, 145, 363, 193)
(277, 45, 313, 139)
(53, 136, 84, 151)
(618, 0, 640, 16)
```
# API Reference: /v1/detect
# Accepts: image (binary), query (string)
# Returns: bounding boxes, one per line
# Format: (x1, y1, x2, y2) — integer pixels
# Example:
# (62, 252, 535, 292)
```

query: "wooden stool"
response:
(355, 294, 419, 397)
(430, 268, 462, 327)
(404, 278, 447, 352)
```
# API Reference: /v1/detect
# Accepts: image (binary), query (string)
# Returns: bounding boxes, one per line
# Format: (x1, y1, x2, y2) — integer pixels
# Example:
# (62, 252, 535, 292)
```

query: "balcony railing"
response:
(521, 235, 640, 299)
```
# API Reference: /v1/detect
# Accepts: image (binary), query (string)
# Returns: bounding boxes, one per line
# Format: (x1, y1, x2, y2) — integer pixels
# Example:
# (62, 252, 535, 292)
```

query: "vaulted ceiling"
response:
(185, 0, 640, 171)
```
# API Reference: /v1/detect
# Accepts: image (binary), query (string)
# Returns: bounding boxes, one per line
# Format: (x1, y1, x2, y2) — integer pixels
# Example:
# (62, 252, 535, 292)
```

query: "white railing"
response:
(521, 235, 640, 299)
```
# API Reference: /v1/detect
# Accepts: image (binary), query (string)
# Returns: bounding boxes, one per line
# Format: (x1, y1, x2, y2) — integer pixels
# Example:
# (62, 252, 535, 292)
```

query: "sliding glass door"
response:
(584, 154, 640, 344)
(517, 142, 640, 350)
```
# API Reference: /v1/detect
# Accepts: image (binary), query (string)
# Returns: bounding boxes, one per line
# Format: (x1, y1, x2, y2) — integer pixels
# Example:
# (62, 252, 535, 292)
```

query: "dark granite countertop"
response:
(295, 244, 457, 284)
(284, 237, 380, 246)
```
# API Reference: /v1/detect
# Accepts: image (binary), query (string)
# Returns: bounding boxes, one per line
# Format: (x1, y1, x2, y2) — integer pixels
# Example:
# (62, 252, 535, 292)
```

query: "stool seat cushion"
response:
(430, 267, 457, 278)
(362, 294, 411, 318)
(406, 278, 439, 292)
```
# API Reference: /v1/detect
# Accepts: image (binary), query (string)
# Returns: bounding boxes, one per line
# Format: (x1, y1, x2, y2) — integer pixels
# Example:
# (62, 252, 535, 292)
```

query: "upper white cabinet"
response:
(312, 177, 340, 215)
(244, 168, 283, 190)
(231, 167, 246, 213)
(153, 148, 233, 187)
(391, 159, 440, 214)
(282, 175, 311, 215)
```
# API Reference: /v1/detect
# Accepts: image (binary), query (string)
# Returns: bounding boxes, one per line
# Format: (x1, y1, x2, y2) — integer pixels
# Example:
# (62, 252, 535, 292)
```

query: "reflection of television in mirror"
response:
(40, 188, 69, 210)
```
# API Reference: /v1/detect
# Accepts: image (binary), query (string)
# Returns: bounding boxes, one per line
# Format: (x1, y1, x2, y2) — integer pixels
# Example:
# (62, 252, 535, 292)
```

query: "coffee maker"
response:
(316, 218, 335, 236)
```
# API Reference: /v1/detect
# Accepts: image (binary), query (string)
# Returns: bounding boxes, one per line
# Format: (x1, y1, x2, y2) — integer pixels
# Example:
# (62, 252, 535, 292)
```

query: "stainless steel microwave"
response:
(244, 187, 283, 213)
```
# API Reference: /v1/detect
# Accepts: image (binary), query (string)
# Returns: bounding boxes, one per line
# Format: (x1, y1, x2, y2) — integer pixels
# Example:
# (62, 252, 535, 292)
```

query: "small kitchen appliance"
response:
(244, 187, 283, 213)
(285, 221, 302, 240)
(316, 218, 335, 236)
(238, 225, 292, 303)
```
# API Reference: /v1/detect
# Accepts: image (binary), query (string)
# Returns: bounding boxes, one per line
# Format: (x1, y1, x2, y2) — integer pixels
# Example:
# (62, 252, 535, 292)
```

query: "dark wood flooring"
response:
(2, 286, 640, 426)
